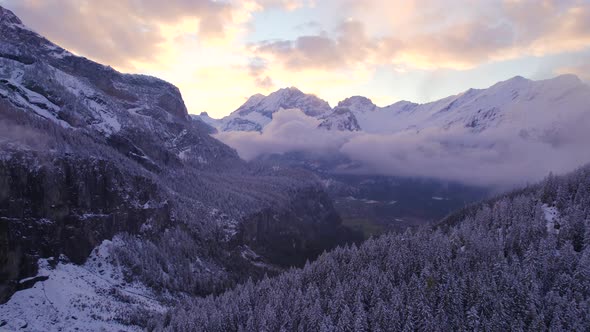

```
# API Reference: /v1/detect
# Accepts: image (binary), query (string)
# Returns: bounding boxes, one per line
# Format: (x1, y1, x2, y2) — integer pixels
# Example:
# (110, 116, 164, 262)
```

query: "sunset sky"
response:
(2, 0, 589, 118)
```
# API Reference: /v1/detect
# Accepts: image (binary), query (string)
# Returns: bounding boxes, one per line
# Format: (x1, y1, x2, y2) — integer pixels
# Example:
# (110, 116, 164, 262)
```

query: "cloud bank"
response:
(215, 108, 354, 160)
(215, 108, 590, 188)
(255, 0, 590, 71)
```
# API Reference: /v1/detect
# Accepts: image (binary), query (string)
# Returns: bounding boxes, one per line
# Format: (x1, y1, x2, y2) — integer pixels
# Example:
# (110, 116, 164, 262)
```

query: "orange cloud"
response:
(253, 0, 590, 70)
(4, 0, 236, 68)
(2, 0, 589, 117)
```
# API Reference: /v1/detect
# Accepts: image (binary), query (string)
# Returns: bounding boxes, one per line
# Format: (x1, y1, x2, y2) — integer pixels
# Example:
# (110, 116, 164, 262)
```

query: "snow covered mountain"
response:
(196, 87, 332, 132)
(208, 74, 590, 189)
(347, 74, 590, 135)
(200, 74, 590, 137)
(318, 107, 361, 131)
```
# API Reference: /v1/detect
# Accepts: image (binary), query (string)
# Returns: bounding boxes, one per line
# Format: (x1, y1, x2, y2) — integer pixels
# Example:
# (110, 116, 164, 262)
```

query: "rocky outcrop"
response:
(318, 107, 361, 131)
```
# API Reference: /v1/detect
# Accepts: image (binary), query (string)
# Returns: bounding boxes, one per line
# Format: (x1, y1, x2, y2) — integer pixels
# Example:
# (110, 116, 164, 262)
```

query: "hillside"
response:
(0, 5, 359, 327)
(163, 165, 590, 331)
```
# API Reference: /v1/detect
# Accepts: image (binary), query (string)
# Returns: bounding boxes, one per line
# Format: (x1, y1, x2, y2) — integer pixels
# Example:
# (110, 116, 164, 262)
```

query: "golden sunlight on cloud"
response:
(180, 66, 260, 116)
(3, 0, 589, 117)
(271, 66, 375, 101)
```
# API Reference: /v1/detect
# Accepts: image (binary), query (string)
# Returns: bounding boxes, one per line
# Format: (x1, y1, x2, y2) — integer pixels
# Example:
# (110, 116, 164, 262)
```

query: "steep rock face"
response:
(0, 152, 170, 303)
(335, 96, 377, 113)
(318, 107, 361, 131)
(0, 6, 239, 171)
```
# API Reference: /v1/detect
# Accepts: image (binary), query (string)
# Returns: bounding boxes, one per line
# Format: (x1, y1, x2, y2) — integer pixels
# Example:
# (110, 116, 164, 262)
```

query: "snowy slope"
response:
(211, 75, 590, 187)
(234, 87, 331, 118)
(318, 108, 361, 131)
(0, 5, 240, 170)
(198, 87, 332, 132)
(0, 238, 166, 331)
(351, 75, 590, 134)
(196, 74, 590, 138)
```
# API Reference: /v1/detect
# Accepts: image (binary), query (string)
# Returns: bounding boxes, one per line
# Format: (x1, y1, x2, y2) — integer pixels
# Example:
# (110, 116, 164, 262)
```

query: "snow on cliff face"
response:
(319, 108, 361, 131)
(0, 5, 239, 169)
(336, 96, 377, 114)
(0, 238, 165, 332)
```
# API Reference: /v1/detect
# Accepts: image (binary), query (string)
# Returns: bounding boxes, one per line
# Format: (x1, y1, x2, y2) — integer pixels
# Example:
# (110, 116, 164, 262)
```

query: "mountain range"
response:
(197, 73, 590, 137)
(197, 74, 590, 189)
(1, 4, 590, 331)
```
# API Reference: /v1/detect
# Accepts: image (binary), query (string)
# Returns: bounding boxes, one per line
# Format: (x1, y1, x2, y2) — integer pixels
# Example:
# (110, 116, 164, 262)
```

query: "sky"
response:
(2, 0, 590, 118)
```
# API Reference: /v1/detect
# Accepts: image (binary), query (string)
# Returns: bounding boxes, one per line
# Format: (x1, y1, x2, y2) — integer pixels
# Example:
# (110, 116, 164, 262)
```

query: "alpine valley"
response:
(1, 4, 590, 331)
(195, 69, 590, 237)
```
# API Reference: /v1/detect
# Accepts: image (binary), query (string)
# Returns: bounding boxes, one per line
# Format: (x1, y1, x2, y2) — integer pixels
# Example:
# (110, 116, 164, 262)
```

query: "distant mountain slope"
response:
(165, 164, 590, 331)
(198, 74, 590, 137)
(349, 74, 590, 135)
(202, 74, 590, 188)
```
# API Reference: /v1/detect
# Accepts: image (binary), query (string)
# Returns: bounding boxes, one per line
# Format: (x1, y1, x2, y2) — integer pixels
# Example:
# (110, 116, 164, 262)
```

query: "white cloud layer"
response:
(215, 108, 590, 188)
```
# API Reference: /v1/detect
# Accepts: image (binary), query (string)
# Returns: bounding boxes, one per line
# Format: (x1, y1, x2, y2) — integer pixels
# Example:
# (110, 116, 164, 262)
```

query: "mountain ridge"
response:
(196, 73, 589, 134)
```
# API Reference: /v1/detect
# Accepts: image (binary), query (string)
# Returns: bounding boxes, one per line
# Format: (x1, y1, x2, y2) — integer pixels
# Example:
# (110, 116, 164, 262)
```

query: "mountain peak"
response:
(489, 75, 532, 90)
(550, 73, 582, 85)
(277, 86, 302, 94)
(234, 86, 331, 118)
(336, 96, 376, 113)
(0, 6, 22, 26)
(503, 75, 531, 85)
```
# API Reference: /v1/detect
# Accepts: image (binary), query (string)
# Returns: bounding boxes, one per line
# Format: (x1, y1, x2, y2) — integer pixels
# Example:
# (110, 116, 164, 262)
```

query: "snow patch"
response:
(542, 204, 560, 234)
(0, 238, 166, 331)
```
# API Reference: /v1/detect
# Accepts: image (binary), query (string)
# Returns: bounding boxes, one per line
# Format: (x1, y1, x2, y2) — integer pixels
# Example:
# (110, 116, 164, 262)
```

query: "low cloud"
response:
(215, 109, 353, 159)
(215, 108, 590, 188)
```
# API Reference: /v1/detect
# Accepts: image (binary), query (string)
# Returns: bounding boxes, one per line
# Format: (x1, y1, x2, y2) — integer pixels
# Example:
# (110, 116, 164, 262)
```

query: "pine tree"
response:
(353, 291, 368, 332)
(336, 304, 354, 332)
